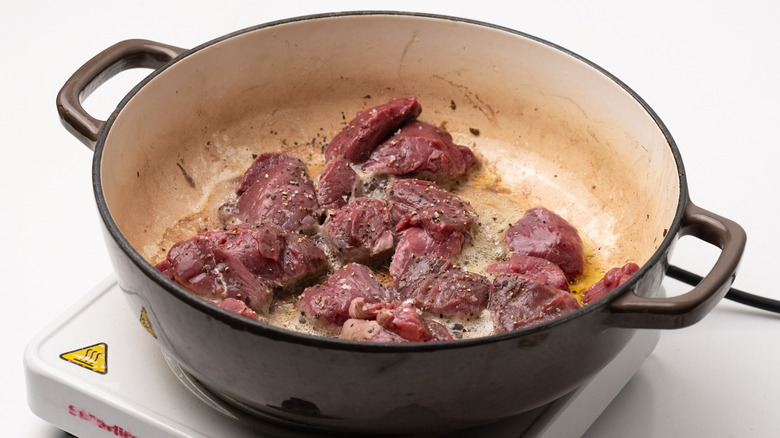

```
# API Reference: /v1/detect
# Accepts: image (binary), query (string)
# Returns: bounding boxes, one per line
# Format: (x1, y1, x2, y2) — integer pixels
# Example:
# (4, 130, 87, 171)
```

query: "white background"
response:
(2, 1, 779, 436)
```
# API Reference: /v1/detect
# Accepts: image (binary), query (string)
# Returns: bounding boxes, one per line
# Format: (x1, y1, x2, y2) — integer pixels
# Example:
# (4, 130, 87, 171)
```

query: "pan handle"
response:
(607, 201, 746, 329)
(56, 39, 186, 150)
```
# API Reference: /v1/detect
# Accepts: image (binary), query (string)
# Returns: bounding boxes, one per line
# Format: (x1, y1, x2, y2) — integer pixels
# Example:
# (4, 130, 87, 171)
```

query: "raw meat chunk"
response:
(387, 179, 477, 280)
(582, 262, 640, 304)
(299, 263, 397, 327)
(217, 298, 259, 320)
(392, 255, 490, 319)
(362, 120, 478, 183)
(324, 97, 422, 163)
(339, 319, 408, 343)
(234, 153, 321, 234)
(237, 153, 307, 194)
(156, 235, 272, 316)
(486, 253, 570, 292)
(323, 198, 394, 265)
(317, 157, 360, 211)
(489, 274, 581, 333)
(376, 300, 436, 342)
(504, 206, 584, 279)
(389, 227, 465, 277)
(388, 178, 478, 239)
(340, 299, 452, 343)
(201, 223, 326, 290)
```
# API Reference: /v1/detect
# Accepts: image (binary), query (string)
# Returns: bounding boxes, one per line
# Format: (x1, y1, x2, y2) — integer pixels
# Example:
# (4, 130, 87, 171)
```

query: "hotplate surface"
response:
(24, 276, 659, 437)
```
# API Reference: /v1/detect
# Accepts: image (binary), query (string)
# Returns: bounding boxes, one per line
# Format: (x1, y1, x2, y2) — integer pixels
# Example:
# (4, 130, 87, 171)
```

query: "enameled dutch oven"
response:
(57, 11, 746, 434)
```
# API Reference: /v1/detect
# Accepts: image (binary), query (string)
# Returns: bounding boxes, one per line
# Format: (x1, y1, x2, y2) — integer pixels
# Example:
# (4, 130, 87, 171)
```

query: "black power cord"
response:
(666, 265, 780, 314)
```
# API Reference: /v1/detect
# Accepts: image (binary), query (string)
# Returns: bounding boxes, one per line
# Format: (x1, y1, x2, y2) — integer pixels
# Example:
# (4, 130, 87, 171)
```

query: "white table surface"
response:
(3, 1, 778, 437)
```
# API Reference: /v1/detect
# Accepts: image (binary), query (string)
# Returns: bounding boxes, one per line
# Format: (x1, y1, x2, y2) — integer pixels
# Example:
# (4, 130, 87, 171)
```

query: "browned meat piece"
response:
(323, 197, 394, 265)
(504, 206, 584, 280)
(299, 263, 398, 327)
(156, 235, 272, 316)
(362, 120, 478, 183)
(389, 227, 465, 278)
(340, 299, 453, 343)
(324, 97, 422, 163)
(582, 262, 640, 304)
(233, 153, 321, 234)
(316, 157, 360, 211)
(392, 255, 490, 319)
(217, 298, 259, 320)
(201, 223, 326, 290)
(489, 274, 581, 333)
(388, 178, 478, 239)
(486, 253, 570, 292)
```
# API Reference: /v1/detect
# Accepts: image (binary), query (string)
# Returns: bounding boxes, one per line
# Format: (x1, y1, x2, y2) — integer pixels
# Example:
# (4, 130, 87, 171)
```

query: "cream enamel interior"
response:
(99, 15, 680, 281)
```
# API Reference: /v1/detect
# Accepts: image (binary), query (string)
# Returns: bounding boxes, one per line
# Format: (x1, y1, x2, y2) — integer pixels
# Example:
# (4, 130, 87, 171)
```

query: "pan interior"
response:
(99, 14, 679, 297)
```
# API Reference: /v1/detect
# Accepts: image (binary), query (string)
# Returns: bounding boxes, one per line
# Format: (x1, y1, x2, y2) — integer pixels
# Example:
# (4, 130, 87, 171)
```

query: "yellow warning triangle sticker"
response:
(60, 342, 108, 374)
(140, 307, 156, 338)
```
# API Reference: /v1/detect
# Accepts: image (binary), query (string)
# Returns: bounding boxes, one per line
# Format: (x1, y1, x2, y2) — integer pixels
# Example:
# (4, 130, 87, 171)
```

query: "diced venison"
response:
(299, 263, 398, 327)
(340, 319, 408, 343)
(340, 299, 453, 343)
(347, 297, 385, 320)
(486, 253, 570, 292)
(362, 120, 478, 183)
(389, 227, 465, 277)
(417, 267, 490, 319)
(237, 153, 307, 194)
(393, 255, 452, 295)
(233, 153, 321, 234)
(316, 157, 360, 211)
(201, 223, 326, 290)
(375, 300, 436, 342)
(388, 178, 478, 238)
(392, 255, 490, 319)
(582, 262, 640, 304)
(426, 319, 455, 341)
(387, 178, 477, 282)
(504, 206, 584, 280)
(324, 97, 422, 163)
(153, 97, 630, 338)
(489, 274, 580, 333)
(217, 297, 260, 320)
(323, 197, 395, 265)
(156, 235, 272, 316)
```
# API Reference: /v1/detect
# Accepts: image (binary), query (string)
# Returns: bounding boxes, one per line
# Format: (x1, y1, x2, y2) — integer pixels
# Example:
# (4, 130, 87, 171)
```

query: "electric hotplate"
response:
(24, 276, 659, 437)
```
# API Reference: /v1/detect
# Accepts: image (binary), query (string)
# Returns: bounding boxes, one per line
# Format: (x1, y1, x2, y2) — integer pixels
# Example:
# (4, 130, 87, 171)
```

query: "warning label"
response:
(60, 343, 107, 374)
(140, 307, 156, 338)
